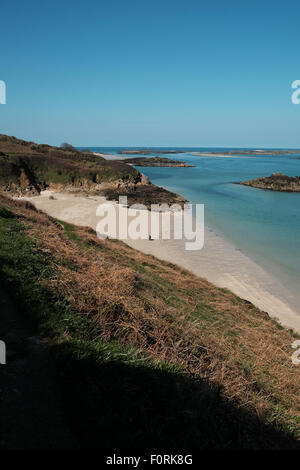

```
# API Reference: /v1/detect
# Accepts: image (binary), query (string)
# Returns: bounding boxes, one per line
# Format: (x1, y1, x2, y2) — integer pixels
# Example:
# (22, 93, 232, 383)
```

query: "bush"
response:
(60, 142, 78, 152)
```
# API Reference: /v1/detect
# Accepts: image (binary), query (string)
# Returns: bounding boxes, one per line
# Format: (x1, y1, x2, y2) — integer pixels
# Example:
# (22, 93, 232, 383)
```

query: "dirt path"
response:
(0, 285, 76, 449)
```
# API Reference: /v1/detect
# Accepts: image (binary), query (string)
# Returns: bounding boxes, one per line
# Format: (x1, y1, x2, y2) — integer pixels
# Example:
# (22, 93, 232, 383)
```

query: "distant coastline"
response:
(193, 150, 300, 156)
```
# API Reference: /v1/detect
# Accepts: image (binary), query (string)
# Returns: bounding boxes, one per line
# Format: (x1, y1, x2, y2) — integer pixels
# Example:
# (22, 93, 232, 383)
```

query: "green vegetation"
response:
(60, 142, 78, 152)
(0, 134, 187, 207)
(0, 194, 299, 449)
(0, 134, 139, 195)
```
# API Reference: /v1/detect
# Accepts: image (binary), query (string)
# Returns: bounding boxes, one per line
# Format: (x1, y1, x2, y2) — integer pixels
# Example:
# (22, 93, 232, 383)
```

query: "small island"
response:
(240, 173, 300, 192)
(120, 156, 194, 167)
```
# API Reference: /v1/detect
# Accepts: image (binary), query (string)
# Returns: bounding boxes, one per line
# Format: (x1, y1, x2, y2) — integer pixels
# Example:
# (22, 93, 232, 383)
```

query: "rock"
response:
(239, 174, 300, 192)
(140, 173, 150, 185)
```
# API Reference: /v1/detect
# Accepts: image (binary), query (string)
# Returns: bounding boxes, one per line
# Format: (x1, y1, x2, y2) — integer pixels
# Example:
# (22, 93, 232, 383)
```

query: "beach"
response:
(24, 190, 300, 332)
(191, 152, 239, 158)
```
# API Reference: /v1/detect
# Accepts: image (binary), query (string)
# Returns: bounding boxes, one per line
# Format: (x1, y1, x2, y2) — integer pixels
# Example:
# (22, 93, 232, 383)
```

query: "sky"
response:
(1, 0, 300, 147)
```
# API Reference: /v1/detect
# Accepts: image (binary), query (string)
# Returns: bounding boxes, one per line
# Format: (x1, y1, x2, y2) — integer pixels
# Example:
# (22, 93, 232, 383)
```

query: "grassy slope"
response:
(0, 134, 138, 189)
(0, 194, 299, 449)
(0, 134, 187, 208)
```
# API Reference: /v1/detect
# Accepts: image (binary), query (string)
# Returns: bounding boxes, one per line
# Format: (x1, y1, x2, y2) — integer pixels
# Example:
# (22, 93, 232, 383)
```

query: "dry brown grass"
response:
(2, 193, 300, 436)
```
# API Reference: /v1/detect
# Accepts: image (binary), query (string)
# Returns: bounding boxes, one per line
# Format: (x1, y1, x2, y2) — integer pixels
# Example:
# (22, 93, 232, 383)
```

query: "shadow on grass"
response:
(51, 341, 300, 450)
(0, 205, 298, 450)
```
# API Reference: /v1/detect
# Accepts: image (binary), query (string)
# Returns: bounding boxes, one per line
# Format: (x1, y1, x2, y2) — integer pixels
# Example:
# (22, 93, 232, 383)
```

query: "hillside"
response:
(0, 194, 299, 449)
(0, 134, 139, 195)
(0, 135, 186, 206)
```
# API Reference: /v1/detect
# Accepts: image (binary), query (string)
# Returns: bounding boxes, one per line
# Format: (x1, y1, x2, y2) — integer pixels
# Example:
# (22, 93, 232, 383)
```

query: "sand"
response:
(23, 190, 300, 332)
(191, 152, 241, 158)
(93, 152, 121, 159)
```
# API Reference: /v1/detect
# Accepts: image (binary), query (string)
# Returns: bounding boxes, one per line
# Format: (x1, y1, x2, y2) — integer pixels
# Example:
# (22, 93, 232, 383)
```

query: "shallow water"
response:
(86, 147, 300, 302)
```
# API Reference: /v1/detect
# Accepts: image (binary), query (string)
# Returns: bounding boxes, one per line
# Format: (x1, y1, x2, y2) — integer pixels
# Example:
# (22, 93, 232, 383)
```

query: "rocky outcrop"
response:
(121, 156, 194, 167)
(101, 183, 187, 209)
(1, 161, 42, 196)
(139, 173, 150, 184)
(239, 173, 300, 192)
(46, 173, 151, 195)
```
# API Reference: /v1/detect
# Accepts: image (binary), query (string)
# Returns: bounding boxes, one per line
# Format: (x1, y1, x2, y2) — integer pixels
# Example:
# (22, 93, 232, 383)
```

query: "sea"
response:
(82, 147, 300, 304)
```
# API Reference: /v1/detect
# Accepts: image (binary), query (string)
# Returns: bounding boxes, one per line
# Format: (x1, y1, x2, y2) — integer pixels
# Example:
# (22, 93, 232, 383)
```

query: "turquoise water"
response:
(87, 148, 300, 298)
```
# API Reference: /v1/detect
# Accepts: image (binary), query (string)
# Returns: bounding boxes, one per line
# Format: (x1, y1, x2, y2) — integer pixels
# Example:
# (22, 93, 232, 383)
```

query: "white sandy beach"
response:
(191, 152, 242, 158)
(23, 190, 300, 332)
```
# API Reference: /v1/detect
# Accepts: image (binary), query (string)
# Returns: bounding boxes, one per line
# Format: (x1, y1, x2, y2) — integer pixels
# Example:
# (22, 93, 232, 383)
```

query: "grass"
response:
(0, 194, 299, 449)
(0, 134, 139, 194)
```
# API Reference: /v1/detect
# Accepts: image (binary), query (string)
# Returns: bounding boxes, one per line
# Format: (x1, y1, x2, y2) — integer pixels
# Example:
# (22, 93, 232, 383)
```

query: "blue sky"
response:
(1, 0, 300, 147)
